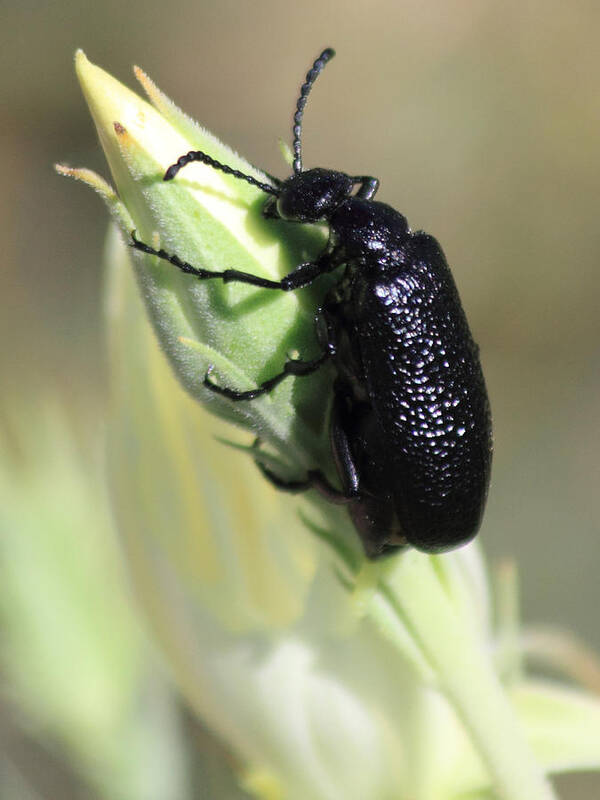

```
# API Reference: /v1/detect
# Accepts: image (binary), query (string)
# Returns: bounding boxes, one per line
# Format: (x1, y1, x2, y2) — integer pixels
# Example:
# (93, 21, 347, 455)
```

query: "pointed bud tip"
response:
(74, 49, 94, 81)
(72, 50, 190, 184)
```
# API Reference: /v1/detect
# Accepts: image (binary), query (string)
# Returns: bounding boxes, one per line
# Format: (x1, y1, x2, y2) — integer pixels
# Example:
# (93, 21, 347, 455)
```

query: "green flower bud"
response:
(68, 50, 334, 497)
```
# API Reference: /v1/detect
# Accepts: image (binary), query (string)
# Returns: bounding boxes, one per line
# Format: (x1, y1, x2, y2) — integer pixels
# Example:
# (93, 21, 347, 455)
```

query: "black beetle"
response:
(132, 48, 492, 558)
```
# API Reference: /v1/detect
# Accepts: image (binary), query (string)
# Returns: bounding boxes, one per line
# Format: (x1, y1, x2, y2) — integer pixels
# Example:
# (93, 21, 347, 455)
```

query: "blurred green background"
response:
(2, 0, 599, 797)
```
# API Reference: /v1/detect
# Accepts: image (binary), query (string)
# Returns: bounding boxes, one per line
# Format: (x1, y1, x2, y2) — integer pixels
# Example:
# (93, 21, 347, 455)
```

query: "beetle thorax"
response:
(329, 198, 410, 265)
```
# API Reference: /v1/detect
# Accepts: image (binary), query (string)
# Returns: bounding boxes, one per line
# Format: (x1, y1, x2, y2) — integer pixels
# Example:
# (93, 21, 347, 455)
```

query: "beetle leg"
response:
(256, 461, 352, 504)
(315, 307, 338, 357)
(204, 350, 329, 401)
(130, 231, 332, 291)
(351, 176, 380, 200)
(329, 390, 361, 496)
(252, 440, 352, 504)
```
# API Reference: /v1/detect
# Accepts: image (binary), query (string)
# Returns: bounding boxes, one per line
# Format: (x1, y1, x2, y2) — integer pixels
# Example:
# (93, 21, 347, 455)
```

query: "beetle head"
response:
(263, 168, 354, 223)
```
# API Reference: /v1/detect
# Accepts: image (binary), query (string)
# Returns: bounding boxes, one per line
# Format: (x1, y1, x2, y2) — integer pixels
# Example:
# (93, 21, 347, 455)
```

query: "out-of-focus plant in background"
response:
(16, 50, 596, 799)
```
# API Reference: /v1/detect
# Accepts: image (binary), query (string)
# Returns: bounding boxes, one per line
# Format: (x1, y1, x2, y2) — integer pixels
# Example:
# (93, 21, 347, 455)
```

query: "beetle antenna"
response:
(292, 48, 335, 175)
(164, 151, 279, 195)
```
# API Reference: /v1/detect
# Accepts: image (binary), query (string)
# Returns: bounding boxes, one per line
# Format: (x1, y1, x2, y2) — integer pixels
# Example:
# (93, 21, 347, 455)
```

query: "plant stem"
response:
(372, 551, 558, 800)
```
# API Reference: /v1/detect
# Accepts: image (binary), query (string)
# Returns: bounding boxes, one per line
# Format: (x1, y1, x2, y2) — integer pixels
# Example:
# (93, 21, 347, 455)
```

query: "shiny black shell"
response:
(322, 198, 492, 556)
